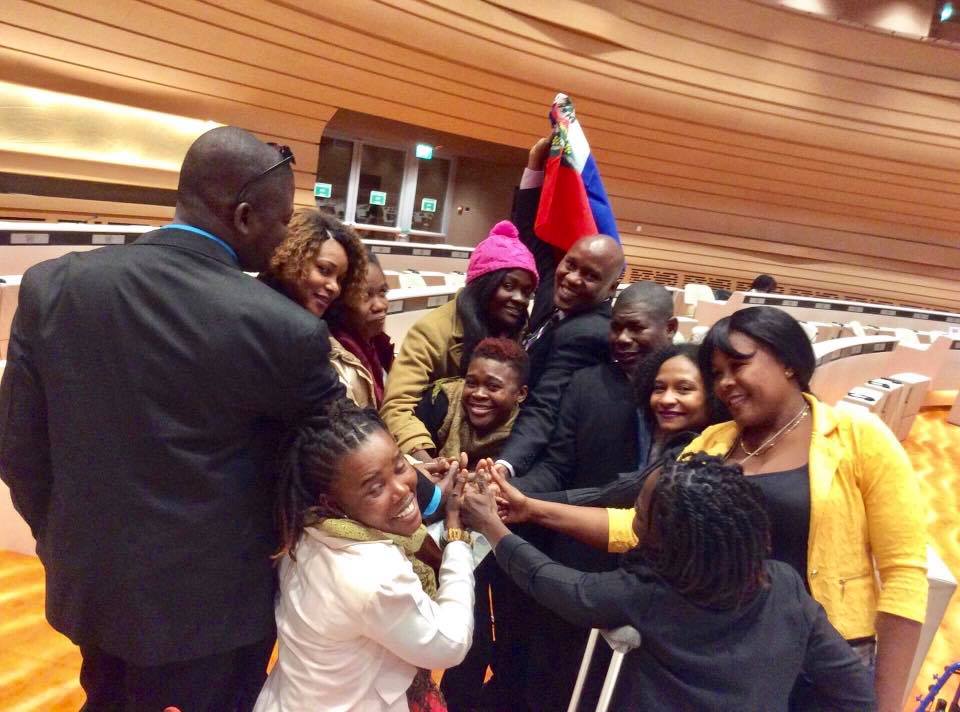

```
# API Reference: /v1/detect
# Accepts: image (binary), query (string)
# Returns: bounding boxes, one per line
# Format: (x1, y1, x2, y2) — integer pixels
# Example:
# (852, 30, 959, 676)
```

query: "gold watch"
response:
(443, 528, 473, 547)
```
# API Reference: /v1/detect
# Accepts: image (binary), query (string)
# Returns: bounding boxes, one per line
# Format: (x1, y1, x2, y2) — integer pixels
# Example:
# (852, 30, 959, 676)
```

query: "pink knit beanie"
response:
(466, 220, 539, 287)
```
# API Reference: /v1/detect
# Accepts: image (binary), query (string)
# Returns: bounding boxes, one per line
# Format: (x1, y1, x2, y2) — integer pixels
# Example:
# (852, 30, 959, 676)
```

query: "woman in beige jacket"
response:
(326, 252, 395, 408)
(381, 220, 538, 461)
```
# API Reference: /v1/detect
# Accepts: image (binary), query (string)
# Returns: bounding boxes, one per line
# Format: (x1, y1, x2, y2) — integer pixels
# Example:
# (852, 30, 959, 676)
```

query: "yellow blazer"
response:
(380, 297, 463, 454)
(608, 394, 927, 639)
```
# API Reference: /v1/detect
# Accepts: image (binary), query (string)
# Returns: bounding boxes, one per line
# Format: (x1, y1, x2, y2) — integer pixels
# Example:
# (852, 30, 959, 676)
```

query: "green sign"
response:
(313, 182, 332, 198)
(421, 197, 437, 213)
(415, 143, 433, 160)
(369, 190, 387, 206)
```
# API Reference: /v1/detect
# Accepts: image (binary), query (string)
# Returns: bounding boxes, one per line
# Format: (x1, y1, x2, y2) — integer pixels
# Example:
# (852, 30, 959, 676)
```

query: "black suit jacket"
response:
(498, 302, 611, 474)
(0, 227, 344, 665)
(502, 186, 613, 473)
(512, 361, 641, 495)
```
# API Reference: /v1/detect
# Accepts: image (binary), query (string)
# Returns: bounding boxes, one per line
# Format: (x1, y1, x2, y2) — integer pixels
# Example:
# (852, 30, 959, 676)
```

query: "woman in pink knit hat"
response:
(381, 220, 539, 462)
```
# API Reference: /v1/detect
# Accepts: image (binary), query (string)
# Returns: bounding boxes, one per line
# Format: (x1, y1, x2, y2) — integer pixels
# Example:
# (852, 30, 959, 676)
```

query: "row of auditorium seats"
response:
(384, 269, 466, 291)
(4, 271, 960, 399)
(840, 372, 931, 441)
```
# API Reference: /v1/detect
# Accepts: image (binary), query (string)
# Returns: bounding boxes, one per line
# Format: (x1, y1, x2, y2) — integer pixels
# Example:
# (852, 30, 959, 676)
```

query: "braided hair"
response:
(630, 452, 771, 609)
(274, 399, 386, 560)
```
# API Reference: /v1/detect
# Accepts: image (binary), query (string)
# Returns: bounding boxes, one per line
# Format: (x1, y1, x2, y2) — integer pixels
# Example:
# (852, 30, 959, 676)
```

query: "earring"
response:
(785, 369, 794, 379)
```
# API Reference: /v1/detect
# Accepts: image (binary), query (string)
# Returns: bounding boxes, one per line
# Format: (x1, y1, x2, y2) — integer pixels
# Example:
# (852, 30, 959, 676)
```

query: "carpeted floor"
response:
(1, 409, 957, 711)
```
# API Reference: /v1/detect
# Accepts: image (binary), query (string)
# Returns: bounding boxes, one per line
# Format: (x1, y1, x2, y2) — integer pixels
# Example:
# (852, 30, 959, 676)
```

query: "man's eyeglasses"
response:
(235, 143, 296, 203)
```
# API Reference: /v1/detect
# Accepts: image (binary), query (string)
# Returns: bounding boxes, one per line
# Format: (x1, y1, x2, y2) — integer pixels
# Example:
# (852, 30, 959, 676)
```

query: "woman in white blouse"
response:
(253, 400, 478, 712)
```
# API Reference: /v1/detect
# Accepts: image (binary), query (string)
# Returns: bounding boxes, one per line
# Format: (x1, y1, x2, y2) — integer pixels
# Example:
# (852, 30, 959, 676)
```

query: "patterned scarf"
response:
(313, 517, 443, 708)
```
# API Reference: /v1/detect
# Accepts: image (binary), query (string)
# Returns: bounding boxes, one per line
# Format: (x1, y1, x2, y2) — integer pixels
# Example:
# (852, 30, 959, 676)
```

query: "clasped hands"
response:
(447, 458, 535, 547)
(415, 455, 537, 546)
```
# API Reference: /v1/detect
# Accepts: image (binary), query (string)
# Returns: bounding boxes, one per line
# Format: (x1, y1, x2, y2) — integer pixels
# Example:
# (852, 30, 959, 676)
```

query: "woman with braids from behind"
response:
(253, 400, 492, 712)
(458, 454, 876, 711)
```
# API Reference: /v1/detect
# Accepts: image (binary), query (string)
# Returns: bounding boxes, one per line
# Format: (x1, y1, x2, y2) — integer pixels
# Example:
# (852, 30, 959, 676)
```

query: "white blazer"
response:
(253, 527, 475, 711)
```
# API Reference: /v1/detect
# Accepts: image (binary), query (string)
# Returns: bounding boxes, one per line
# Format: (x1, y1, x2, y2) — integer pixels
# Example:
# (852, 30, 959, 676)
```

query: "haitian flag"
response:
(535, 93, 619, 251)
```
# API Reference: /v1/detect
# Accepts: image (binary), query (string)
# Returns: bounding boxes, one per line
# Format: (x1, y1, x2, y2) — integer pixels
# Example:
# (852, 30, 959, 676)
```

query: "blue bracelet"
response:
(422, 483, 442, 517)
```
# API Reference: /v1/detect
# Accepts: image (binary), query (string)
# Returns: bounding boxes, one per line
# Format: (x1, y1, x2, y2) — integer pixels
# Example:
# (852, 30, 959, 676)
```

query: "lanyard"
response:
(163, 223, 239, 265)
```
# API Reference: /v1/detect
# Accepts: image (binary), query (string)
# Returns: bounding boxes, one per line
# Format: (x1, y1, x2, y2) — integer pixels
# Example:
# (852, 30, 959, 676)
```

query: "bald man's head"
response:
(175, 126, 295, 271)
(553, 234, 624, 313)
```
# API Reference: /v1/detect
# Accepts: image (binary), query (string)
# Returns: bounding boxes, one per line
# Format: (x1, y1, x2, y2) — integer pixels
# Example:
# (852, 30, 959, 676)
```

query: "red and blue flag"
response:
(535, 93, 619, 251)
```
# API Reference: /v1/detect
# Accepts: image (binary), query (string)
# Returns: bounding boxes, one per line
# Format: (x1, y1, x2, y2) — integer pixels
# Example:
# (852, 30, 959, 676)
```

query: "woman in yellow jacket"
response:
(605, 306, 926, 711)
(496, 305, 926, 711)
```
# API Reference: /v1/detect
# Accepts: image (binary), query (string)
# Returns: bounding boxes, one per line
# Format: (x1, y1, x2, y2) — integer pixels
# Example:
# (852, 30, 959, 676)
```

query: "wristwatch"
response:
(443, 528, 473, 547)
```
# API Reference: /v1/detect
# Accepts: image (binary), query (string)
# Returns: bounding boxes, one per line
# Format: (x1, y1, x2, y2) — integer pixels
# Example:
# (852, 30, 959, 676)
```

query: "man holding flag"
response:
(465, 95, 623, 711)
(496, 94, 624, 481)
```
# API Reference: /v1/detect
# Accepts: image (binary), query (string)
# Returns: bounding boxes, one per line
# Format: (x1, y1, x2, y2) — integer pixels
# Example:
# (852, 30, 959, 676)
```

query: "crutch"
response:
(567, 625, 642, 712)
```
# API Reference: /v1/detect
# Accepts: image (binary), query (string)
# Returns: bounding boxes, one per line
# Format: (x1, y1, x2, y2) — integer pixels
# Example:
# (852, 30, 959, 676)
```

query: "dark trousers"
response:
(444, 528, 612, 712)
(78, 637, 274, 712)
(442, 558, 531, 712)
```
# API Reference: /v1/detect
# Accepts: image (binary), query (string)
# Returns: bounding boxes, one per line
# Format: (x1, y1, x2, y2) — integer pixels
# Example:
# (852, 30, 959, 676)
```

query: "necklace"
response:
(733, 403, 809, 463)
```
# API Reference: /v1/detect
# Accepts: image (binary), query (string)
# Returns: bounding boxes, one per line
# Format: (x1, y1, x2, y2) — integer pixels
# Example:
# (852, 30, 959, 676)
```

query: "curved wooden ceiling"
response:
(0, 0, 958, 308)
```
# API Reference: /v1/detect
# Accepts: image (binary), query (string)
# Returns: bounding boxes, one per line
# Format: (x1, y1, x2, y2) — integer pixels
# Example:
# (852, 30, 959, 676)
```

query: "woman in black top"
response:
(497, 343, 725, 546)
(532, 343, 727, 509)
(459, 454, 876, 712)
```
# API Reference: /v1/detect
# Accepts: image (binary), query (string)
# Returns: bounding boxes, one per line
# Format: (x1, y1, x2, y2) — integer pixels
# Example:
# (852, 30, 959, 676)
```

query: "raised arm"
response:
(513, 137, 558, 331)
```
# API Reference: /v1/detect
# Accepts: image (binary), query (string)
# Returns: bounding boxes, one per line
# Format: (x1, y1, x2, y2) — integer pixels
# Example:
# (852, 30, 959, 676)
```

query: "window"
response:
(412, 157, 450, 233)
(356, 144, 404, 228)
(316, 136, 453, 237)
(316, 138, 353, 221)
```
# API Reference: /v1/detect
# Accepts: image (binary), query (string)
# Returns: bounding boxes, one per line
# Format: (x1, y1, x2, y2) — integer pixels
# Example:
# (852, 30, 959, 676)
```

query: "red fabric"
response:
(408, 687, 447, 712)
(330, 326, 395, 407)
(535, 153, 598, 251)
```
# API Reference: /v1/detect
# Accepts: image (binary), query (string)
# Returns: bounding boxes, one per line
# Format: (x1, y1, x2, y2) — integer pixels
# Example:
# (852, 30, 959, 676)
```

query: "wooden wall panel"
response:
(0, 0, 956, 309)
(0, 194, 172, 223)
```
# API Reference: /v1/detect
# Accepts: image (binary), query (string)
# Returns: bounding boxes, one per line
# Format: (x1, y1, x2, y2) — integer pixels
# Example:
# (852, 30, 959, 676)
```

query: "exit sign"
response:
(369, 190, 387, 206)
(314, 182, 332, 198)
(421, 197, 437, 212)
(415, 143, 433, 160)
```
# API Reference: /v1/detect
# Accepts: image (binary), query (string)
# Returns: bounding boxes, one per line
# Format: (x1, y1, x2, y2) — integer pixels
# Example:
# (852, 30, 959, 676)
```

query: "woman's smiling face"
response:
(330, 429, 421, 536)
(649, 355, 709, 435)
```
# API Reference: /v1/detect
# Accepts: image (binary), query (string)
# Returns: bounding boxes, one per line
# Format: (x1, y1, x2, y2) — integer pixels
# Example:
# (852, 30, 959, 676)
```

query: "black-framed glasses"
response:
(235, 143, 296, 203)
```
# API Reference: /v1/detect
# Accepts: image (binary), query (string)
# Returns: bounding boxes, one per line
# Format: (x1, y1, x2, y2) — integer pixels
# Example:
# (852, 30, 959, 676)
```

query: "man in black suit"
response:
(449, 139, 620, 712)
(512, 280, 677, 496)
(488, 282, 676, 711)
(495, 140, 625, 479)
(0, 127, 344, 711)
